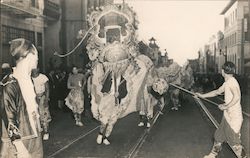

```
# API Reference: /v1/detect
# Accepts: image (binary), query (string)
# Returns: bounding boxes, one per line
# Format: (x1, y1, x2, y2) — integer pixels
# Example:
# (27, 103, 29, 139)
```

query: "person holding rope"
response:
(196, 62, 246, 158)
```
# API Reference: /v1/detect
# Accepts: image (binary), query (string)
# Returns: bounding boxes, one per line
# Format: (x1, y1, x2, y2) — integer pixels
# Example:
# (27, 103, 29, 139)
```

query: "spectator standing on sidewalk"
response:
(57, 70, 68, 110)
(32, 68, 51, 140)
(47, 69, 57, 110)
(0, 38, 43, 158)
(1, 63, 12, 81)
(196, 61, 246, 158)
(65, 67, 85, 126)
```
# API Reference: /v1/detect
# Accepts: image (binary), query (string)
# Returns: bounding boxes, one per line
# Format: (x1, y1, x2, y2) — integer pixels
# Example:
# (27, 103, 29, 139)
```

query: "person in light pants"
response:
(196, 61, 246, 158)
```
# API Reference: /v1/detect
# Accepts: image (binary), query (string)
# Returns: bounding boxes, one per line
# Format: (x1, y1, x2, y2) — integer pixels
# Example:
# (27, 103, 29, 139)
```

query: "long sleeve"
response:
(2, 83, 21, 141)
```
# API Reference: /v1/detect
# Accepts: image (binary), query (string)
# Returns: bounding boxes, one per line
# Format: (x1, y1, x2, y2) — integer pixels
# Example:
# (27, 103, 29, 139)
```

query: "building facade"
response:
(0, 0, 115, 73)
(0, 0, 45, 70)
(207, 35, 218, 73)
(61, 0, 114, 69)
(217, 31, 226, 72)
(148, 37, 161, 66)
(0, 0, 61, 72)
(43, 0, 62, 71)
(221, 0, 250, 75)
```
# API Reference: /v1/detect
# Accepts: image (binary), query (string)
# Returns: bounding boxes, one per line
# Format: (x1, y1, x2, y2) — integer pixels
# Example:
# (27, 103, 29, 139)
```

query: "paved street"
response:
(43, 94, 249, 158)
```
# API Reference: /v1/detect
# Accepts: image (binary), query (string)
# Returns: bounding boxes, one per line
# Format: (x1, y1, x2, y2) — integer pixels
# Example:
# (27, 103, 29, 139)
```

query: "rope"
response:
(170, 83, 250, 117)
(54, 25, 97, 58)
(169, 83, 222, 106)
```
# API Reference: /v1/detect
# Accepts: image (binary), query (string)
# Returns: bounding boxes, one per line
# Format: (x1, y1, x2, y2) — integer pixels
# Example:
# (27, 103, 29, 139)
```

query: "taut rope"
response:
(54, 25, 97, 58)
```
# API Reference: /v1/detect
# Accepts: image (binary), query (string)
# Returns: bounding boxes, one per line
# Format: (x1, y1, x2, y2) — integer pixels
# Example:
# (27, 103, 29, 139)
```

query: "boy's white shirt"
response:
(218, 77, 243, 133)
(32, 73, 48, 94)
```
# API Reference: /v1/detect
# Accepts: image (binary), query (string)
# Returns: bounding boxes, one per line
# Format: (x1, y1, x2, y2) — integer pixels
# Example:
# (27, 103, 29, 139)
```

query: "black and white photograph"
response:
(0, 0, 249, 157)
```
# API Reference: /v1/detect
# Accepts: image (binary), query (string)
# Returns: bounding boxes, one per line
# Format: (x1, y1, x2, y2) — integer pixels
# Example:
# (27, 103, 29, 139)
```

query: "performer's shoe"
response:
(96, 134, 103, 144)
(78, 121, 84, 127)
(171, 107, 178, 111)
(203, 153, 217, 158)
(76, 121, 84, 127)
(43, 133, 49, 140)
(146, 122, 151, 128)
(138, 122, 144, 127)
(103, 138, 110, 145)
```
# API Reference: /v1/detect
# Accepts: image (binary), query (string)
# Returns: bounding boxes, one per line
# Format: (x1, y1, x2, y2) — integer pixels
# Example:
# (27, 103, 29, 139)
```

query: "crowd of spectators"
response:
(0, 63, 93, 119)
(193, 73, 249, 95)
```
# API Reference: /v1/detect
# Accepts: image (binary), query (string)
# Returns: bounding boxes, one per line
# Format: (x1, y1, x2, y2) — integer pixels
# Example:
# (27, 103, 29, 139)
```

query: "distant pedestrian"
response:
(32, 68, 51, 140)
(57, 70, 68, 109)
(65, 67, 85, 126)
(196, 62, 246, 158)
(47, 70, 57, 109)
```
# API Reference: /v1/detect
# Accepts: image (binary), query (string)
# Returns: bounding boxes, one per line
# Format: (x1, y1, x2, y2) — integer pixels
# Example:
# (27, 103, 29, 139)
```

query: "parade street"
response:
(44, 94, 249, 158)
(1, 1, 250, 158)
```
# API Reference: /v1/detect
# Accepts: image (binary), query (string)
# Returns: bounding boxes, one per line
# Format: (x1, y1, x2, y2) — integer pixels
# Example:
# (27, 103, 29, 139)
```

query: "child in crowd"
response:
(32, 68, 51, 140)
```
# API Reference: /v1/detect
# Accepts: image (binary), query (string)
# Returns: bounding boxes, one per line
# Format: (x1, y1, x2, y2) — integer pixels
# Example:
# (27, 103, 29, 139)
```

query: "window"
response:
(224, 17, 229, 28)
(234, 33, 237, 44)
(31, 0, 39, 8)
(37, 32, 43, 47)
(244, 6, 249, 17)
(235, 9, 237, 19)
(234, 54, 236, 65)
(1, 25, 35, 44)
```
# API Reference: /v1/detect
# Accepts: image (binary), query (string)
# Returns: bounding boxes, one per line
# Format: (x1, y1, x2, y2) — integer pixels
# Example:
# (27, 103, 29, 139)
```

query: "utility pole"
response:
(241, 18, 245, 75)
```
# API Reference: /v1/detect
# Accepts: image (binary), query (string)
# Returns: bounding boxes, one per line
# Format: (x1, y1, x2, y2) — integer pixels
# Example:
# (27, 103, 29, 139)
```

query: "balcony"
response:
(0, 0, 40, 18)
(43, 0, 60, 21)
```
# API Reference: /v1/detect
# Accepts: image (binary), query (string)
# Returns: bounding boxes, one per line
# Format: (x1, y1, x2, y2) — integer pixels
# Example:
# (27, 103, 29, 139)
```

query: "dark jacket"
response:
(1, 74, 39, 143)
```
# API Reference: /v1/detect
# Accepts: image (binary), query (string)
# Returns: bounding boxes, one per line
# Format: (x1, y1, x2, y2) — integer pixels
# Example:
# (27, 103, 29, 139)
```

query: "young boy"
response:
(196, 62, 246, 158)
(32, 68, 51, 140)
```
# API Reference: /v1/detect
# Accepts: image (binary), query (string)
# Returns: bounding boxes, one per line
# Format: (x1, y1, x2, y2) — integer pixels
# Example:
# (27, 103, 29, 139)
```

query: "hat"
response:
(1, 63, 10, 69)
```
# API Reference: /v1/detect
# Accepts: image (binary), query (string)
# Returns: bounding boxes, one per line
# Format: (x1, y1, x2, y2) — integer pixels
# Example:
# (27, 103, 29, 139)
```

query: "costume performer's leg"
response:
(97, 123, 111, 145)
(138, 95, 146, 127)
(97, 116, 118, 145)
(138, 115, 145, 127)
(171, 89, 180, 110)
(96, 123, 106, 144)
(74, 113, 83, 126)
